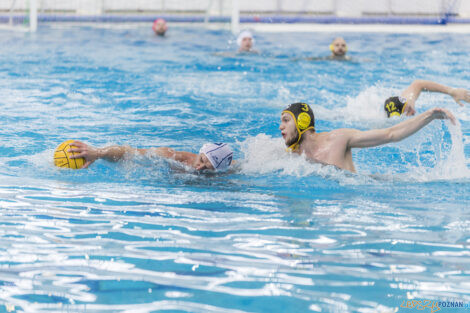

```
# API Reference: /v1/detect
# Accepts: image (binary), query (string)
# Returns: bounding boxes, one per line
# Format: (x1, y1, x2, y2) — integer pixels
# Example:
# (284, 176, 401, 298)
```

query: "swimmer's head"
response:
(384, 96, 407, 117)
(330, 37, 347, 57)
(152, 18, 168, 36)
(281, 102, 315, 151)
(199, 143, 233, 171)
(237, 30, 254, 52)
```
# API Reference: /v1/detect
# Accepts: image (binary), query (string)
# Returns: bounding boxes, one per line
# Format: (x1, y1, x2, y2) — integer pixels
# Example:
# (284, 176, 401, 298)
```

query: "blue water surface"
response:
(0, 24, 469, 313)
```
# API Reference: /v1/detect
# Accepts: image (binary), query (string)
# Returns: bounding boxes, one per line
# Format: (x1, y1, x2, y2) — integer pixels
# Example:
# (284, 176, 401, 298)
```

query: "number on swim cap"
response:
(297, 112, 311, 130)
(301, 103, 309, 112)
(386, 101, 397, 113)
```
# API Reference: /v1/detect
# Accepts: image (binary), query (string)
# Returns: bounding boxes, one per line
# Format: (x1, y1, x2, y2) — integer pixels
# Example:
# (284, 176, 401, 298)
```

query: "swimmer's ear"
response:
(329, 44, 333, 52)
(345, 45, 348, 52)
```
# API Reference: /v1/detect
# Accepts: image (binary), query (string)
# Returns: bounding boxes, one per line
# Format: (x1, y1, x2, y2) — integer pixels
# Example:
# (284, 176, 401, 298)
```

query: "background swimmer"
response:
(152, 18, 168, 36)
(384, 80, 470, 117)
(68, 141, 233, 172)
(280, 102, 456, 173)
(329, 37, 350, 60)
(300, 37, 351, 62)
(237, 30, 258, 53)
(213, 30, 258, 57)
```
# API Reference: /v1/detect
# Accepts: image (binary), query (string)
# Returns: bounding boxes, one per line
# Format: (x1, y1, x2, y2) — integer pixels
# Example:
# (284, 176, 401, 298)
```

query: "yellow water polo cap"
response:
(384, 96, 407, 117)
(282, 102, 315, 151)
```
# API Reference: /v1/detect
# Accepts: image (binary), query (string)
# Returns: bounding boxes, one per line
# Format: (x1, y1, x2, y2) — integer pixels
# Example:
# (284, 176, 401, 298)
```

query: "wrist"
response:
(448, 87, 456, 97)
(96, 147, 105, 159)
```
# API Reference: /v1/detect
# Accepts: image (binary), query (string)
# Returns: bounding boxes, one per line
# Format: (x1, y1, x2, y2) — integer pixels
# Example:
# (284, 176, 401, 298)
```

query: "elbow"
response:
(386, 129, 398, 143)
(411, 79, 426, 89)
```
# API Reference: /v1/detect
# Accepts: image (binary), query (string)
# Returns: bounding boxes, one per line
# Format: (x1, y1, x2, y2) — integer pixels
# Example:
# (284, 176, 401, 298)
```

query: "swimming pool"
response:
(0, 24, 469, 312)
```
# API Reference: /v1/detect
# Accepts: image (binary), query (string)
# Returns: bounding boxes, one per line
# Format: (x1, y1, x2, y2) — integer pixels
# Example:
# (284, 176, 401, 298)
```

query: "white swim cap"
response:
(199, 143, 233, 171)
(236, 30, 254, 47)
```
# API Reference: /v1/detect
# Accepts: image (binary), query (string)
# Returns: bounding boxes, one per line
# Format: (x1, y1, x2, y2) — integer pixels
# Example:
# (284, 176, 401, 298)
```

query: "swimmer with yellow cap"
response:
(329, 37, 349, 59)
(280, 102, 456, 173)
(281, 102, 315, 151)
(300, 37, 351, 61)
(384, 96, 407, 117)
(68, 141, 233, 172)
(384, 80, 470, 117)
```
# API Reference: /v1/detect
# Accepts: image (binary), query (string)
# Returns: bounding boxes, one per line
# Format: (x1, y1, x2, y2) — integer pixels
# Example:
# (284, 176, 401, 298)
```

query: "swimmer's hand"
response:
(68, 141, 101, 169)
(430, 108, 456, 125)
(450, 88, 470, 106)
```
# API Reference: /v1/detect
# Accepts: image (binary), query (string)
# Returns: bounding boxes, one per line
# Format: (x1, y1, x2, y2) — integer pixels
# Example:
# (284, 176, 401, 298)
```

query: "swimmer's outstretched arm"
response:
(346, 108, 456, 148)
(401, 80, 470, 115)
(68, 141, 194, 169)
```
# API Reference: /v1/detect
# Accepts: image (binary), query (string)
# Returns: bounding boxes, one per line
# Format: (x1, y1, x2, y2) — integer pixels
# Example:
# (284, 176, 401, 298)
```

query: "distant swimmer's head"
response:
(280, 103, 315, 151)
(237, 30, 254, 52)
(152, 18, 168, 36)
(198, 143, 233, 171)
(330, 37, 348, 57)
(384, 96, 407, 117)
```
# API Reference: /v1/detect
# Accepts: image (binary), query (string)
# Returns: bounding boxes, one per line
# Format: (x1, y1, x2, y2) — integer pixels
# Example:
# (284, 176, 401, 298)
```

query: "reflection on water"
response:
(0, 26, 469, 312)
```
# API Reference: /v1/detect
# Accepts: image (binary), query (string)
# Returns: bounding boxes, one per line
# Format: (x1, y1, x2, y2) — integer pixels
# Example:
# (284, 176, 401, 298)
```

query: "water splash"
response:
(315, 84, 394, 128)
(427, 121, 470, 180)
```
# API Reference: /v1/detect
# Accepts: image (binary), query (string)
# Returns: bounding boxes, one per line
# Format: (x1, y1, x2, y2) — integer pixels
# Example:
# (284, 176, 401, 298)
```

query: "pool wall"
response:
(1, 0, 470, 25)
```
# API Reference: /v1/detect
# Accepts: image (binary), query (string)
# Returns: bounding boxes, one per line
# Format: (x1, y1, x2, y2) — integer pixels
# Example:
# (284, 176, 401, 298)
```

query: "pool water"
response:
(0, 25, 469, 312)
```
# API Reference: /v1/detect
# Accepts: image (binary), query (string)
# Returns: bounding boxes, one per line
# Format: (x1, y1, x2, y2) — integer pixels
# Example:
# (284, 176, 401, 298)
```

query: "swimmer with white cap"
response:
(199, 143, 233, 171)
(68, 141, 234, 172)
(237, 30, 257, 53)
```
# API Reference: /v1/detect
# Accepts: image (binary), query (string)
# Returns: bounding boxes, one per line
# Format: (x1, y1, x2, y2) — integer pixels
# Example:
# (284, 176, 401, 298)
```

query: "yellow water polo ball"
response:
(53, 140, 85, 169)
(297, 112, 311, 130)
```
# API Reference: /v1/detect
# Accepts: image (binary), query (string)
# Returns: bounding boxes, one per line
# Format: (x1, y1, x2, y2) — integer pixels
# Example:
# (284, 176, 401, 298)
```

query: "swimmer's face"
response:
(194, 153, 215, 171)
(154, 20, 168, 36)
(239, 37, 253, 52)
(331, 38, 347, 57)
(280, 112, 299, 147)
